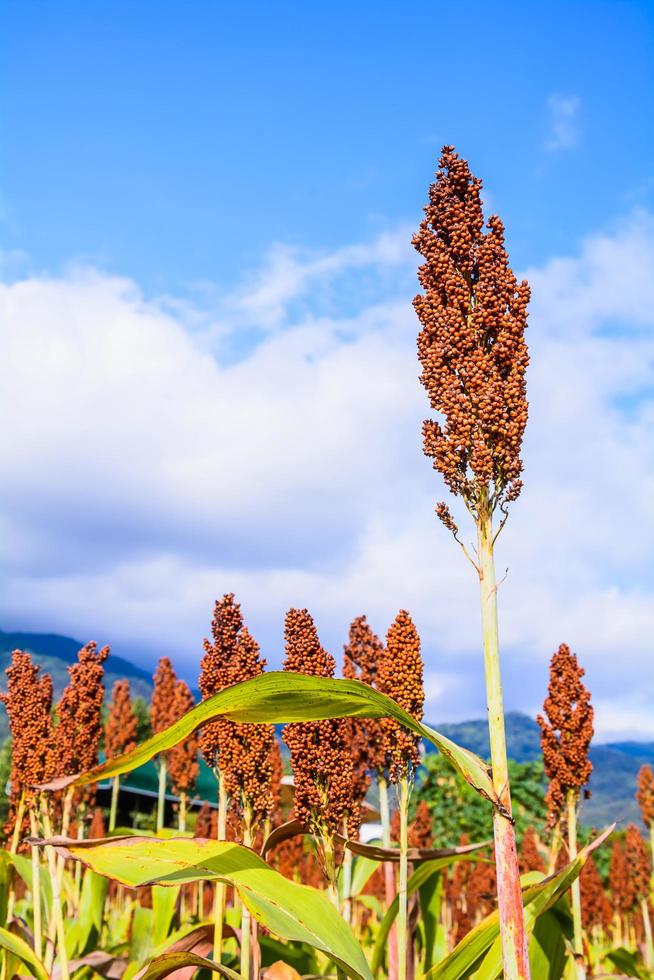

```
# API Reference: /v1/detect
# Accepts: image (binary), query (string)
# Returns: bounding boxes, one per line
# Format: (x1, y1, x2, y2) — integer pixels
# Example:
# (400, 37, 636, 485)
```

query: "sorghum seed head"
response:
(413, 146, 530, 519)
(625, 823, 651, 903)
(376, 610, 424, 781)
(636, 764, 654, 827)
(283, 608, 355, 838)
(56, 642, 108, 781)
(105, 679, 138, 759)
(1, 650, 55, 799)
(151, 657, 179, 735)
(167, 680, 199, 796)
(537, 643, 593, 827)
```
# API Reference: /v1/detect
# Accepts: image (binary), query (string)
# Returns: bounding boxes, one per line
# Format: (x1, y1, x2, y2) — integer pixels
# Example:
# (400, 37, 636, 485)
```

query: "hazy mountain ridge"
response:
(0, 630, 650, 828)
(435, 711, 654, 829)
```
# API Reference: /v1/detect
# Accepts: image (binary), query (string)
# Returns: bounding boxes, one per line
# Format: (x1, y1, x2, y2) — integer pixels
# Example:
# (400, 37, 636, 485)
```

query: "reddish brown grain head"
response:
(105, 679, 139, 759)
(199, 595, 275, 830)
(376, 610, 424, 781)
(198, 593, 242, 767)
(56, 642, 109, 783)
(518, 826, 545, 874)
(537, 643, 594, 827)
(412, 146, 530, 522)
(151, 657, 179, 735)
(580, 854, 611, 932)
(636, 764, 654, 827)
(625, 823, 651, 903)
(609, 839, 634, 916)
(1, 650, 55, 799)
(282, 608, 355, 839)
(167, 680, 199, 796)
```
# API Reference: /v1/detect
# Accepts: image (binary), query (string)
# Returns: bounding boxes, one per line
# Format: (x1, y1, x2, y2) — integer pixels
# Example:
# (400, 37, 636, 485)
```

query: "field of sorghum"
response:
(0, 148, 652, 980)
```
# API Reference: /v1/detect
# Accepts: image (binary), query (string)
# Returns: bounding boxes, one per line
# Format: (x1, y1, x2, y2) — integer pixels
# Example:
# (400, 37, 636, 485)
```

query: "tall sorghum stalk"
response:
(282, 608, 355, 906)
(626, 824, 654, 968)
(413, 147, 531, 978)
(342, 616, 385, 924)
(1, 651, 55, 937)
(151, 657, 179, 832)
(637, 764, 654, 866)
(200, 593, 275, 974)
(104, 680, 139, 831)
(376, 611, 424, 980)
(537, 643, 593, 977)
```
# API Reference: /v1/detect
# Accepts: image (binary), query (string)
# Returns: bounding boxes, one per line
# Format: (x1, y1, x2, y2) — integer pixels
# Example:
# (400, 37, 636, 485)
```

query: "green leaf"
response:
(371, 855, 481, 975)
(605, 946, 650, 978)
(528, 904, 571, 980)
(136, 950, 242, 980)
(418, 869, 445, 973)
(0, 924, 49, 980)
(10, 851, 53, 910)
(426, 825, 614, 980)
(40, 673, 497, 806)
(76, 867, 110, 954)
(41, 835, 373, 980)
(151, 885, 180, 947)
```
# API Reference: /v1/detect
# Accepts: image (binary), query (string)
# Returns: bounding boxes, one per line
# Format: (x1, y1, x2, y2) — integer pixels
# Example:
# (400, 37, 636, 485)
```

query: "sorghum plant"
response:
(626, 824, 654, 967)
(637, 764, 654, 859)
(166, 679, 199, 831)
(609, 838, 632, 943)
(282, 607, 354, 900)
(376, 609, 424, 980)
(151, 657, 179, 831)
(580, 855, 611, 939)
(104, 679, 139, 830)
(537, 643, 593, 971)
(413, 145, 531, 980)
(199, 593, 275, 975)
(519, 826, 545, 874)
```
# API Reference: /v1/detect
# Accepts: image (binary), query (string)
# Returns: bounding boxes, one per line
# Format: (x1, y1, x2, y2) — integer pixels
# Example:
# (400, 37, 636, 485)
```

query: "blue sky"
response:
(3, 1, 652, 293)
(1, 2, 654, 739)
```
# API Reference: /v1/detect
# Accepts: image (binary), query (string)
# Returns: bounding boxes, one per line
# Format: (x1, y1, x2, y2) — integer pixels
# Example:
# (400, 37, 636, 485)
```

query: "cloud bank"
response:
(1, 212, 653, 739)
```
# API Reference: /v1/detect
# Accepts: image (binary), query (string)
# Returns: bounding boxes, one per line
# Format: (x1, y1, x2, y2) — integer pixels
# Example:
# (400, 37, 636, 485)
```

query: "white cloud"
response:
(1, 215, 653, 740)
(545, 93, 581, 151)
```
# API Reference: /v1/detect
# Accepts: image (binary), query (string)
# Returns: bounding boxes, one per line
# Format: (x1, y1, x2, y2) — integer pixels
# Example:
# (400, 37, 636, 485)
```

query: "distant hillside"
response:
(432, 712, 654, 830)
(0, 629, 154, 741)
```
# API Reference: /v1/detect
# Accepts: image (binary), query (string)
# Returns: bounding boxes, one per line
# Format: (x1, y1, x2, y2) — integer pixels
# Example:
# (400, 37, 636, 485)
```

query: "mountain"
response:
(0, 629, 154, 741)
(432, 712, 654, 829)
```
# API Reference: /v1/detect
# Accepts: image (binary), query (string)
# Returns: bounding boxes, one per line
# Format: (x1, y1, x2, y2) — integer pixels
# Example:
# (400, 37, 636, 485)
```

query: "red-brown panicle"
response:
(199, 595, 275, 831)
(625, 823, 651, 903)
(343, 615, 388, 776)
(518, 826, 545, 874)
(376, 610, 424, 781)
(580, 855, 612, 933)
(412, 146, 530, 521)
(198, 593, 242, 768)
(1, 650, 55, 800)
(283, 608, 355, 838)
(105, 679, 139, 759)
(56, 642, 109, 780)
(609, 839, 634, 918)
(167, 680, 199, 797)
(218, 625, 275, 830)
(537, 643, 594, 828)
(637, 764, 654, 827)
(151, 657, 179, 735)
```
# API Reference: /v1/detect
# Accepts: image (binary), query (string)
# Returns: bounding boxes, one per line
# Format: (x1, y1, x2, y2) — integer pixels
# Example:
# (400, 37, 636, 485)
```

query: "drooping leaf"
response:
(136, 950, 242, 980)
(262, 818, 491, 863)
(426, 825, 614, 980)
(39, 673, 497, 805)
(36, 835, 373, 980)
(0, 924, 48, 980)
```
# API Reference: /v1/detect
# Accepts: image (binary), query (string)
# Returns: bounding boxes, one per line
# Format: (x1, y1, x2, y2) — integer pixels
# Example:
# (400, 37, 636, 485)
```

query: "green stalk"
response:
(566, 789, 585, 978)
(213, 773, 227, 963)
(40, 799, 69, 980)
(378, 774, 398, 980)
(5, 789, 26, 924)
(397, 775, 410, 980)
(109, 775, 120, 832)
(156, 756, 167, 832)
(477, 507, 530, 980)
(28, 809, 42, 961)
(241, 813, 253, 980)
